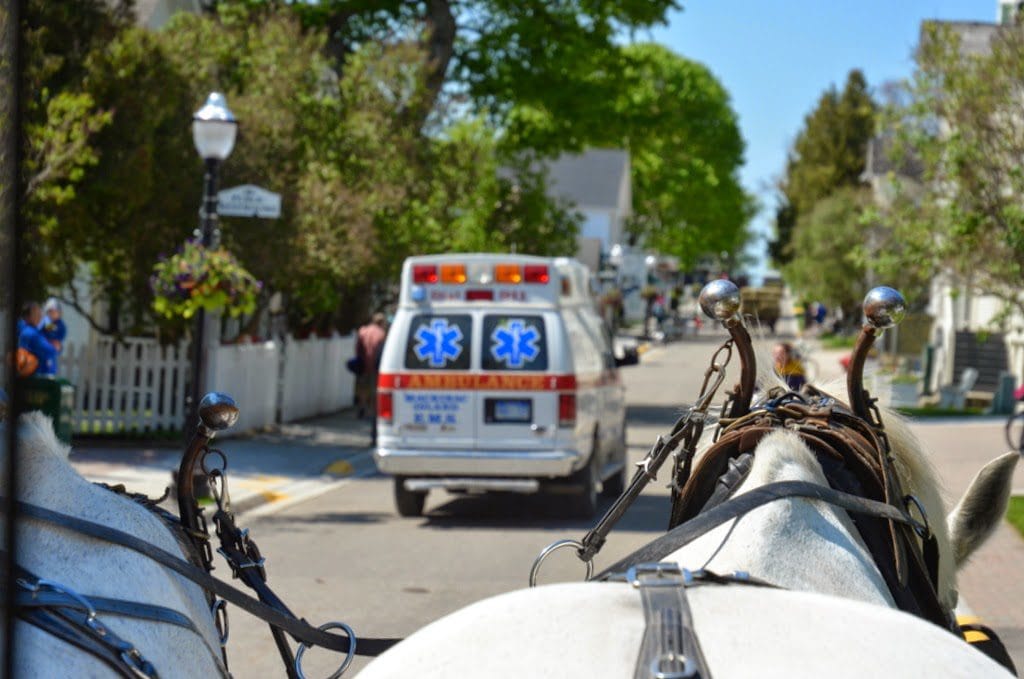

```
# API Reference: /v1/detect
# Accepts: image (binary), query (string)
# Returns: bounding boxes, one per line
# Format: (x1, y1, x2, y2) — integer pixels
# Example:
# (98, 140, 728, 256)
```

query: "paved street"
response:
(220, 337, 722, 677)
(69, 335, 1024, 676)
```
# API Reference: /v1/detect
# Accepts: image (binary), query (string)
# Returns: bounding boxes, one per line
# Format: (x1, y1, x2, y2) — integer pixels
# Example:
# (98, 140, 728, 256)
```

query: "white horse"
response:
(5, 412, 225, 679)
(361, 399, 1020, 678)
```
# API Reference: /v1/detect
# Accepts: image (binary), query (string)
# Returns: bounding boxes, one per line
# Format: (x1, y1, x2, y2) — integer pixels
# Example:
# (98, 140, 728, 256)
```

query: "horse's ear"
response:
(947, 451, 1018, 567)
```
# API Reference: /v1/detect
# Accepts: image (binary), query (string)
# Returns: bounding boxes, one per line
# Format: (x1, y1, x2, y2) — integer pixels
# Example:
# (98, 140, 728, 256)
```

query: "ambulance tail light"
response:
(524, 265, 549, 284)
(466, 289, 494, 301)
(440, 264, 467, 284)
(377, 391, 393, 424)
(494, 264, 522, 284)
(413, 265, 438, 284)
(558, 393, 576, 428)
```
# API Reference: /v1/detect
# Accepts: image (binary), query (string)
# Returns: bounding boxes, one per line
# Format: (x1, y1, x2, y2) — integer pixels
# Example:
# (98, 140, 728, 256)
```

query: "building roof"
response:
(545, 149, 630, 212)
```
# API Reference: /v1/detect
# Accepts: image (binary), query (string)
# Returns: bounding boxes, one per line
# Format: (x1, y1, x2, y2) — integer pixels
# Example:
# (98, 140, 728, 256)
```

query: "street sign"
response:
(217, 184, 281, 219)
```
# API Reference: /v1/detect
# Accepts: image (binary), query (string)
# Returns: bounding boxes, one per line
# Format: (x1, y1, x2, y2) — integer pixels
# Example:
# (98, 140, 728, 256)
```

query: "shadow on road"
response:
(415, 491, 670, 533)
(257, 510, 391, 525)
(626, 404, 687, 428)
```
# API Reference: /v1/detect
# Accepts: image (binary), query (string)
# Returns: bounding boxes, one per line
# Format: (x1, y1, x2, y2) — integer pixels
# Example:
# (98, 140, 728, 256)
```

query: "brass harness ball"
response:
(199, 392, 240, 431)
(862, 286, 906, 330)
(699, 279, 742, 322)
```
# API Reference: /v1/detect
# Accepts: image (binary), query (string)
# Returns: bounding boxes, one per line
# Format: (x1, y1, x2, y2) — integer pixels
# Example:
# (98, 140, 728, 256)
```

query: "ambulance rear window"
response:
(482, 315, 548, 371)
(404, 314, 472, 370)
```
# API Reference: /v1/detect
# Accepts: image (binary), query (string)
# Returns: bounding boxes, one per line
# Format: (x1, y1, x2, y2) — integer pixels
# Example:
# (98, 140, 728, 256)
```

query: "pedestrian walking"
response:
(17, 301, 57, 377)
(355, 312, 388, 442)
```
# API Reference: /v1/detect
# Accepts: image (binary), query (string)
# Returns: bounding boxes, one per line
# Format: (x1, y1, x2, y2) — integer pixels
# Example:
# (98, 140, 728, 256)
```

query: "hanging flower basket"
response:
(150, 239, 262, 320)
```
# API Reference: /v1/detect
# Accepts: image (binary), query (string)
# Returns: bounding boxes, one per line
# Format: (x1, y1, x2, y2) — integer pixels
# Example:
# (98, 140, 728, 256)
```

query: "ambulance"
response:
(373, 254, 629, 518)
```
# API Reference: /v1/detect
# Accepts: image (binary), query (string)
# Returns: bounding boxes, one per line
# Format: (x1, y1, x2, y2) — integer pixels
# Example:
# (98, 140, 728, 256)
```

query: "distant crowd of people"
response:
(16, 298, 66, 378)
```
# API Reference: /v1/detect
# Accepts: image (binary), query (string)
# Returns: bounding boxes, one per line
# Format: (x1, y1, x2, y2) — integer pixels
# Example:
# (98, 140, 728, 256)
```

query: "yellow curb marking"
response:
(260, 490, 289, 503)
(637, 343, 651, 355)
(324, 460, 354, 477)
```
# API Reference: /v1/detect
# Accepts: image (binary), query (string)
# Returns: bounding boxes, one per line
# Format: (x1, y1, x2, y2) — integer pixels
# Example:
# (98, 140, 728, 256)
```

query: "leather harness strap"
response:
(9, 498, 403, 657)
(597, 479, 931, 581)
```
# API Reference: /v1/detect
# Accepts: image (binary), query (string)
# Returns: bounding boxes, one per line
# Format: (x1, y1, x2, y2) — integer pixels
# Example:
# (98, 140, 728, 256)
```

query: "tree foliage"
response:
(885, 22, 1024, 321)
(17, 0, 756, 336)
(781, 188, 870, 318)
(771, 70, 876, 264)
(258, 0, 680, 149)
(599, 44, 754, 269)
(19, 2, 581, 335)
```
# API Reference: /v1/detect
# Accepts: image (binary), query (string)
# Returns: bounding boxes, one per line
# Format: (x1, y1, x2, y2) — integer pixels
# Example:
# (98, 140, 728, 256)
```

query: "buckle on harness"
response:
(626, 562, 692, 588)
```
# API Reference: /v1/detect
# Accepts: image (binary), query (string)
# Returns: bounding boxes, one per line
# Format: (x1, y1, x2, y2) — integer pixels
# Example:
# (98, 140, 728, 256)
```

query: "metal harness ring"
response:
(904, 494, 931, 539)
(529, 539, 594, 587)
(294, 621, 356, 679)
(211, 598, 229, 646)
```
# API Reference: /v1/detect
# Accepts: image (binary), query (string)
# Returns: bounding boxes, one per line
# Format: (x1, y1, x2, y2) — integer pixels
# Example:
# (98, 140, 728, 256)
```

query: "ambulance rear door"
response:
(391, 312, 477, 449)
(474, 311, 562, 450)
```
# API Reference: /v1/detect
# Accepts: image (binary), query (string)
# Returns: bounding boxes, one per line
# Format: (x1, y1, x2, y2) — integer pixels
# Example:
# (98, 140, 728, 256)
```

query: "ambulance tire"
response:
(569, 435, 599, 518)
(394, 477, 426, 517)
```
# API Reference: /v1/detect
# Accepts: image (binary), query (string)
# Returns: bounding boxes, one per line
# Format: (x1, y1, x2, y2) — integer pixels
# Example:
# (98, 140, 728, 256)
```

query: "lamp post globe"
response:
(192, 92, 237, 161)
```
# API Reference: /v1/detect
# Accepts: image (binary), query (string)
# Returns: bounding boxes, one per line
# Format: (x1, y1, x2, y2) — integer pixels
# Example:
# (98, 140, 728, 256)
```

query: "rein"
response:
(7, 497, 403, 661)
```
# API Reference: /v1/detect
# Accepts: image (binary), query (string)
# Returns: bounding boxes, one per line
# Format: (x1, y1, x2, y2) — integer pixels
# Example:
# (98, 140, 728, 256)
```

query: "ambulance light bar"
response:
(441, 264, 467, 284)
(412, 262, 550, 285)
(494, 264, 522, 284)
(523, 265, 550, 284)
(413, 264, 439, 284)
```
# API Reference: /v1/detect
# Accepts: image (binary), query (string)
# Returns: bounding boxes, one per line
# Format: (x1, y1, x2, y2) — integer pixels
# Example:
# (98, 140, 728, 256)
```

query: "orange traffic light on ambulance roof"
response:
(494, 264, 522, 284)
(440, 264, 467, 284)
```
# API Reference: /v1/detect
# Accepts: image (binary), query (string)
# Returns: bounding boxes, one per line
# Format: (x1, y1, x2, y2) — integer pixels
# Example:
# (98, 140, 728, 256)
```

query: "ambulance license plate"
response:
(487, 398, 532, 424)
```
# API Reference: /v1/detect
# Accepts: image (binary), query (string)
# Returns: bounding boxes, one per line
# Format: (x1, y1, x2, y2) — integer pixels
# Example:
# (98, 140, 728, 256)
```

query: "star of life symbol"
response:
(414, 319, 464, 367)
(491, 319, 540, 368)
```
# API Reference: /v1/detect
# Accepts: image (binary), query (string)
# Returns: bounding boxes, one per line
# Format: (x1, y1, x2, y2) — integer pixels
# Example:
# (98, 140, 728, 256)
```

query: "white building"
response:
(544, 149, 632, 271)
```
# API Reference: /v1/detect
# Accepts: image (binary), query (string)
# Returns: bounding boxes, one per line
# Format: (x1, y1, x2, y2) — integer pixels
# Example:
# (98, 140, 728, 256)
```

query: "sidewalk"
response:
(69, 409, 379, 516)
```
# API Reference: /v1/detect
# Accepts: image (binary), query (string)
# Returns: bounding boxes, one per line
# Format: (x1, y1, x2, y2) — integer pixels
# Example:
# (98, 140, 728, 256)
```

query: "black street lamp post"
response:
(187, 93, 237, 435)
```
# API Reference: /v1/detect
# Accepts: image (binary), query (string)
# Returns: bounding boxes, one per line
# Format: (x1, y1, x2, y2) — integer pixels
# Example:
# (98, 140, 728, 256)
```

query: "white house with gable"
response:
(544, 149, 632, 271)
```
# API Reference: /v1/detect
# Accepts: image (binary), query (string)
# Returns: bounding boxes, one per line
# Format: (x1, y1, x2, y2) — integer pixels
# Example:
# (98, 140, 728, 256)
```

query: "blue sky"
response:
(649, 0, 998, 277)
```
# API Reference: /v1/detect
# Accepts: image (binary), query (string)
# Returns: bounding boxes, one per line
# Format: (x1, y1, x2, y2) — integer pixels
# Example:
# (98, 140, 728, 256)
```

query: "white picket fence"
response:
(281, 334, 356, 423)
(209, 340, 280, 433)
(60, 337, 190, 434)
(58, 332, 357, 434)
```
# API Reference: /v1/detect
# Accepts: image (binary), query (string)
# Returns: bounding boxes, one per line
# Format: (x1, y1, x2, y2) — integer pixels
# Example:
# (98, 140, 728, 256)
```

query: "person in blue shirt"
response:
(40, 298, 67, 352)
(17, 301, 57, 377)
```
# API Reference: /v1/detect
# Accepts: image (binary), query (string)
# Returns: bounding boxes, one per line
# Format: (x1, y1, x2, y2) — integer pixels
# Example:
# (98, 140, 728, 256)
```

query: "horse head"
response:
(676, 282, 1017, 615)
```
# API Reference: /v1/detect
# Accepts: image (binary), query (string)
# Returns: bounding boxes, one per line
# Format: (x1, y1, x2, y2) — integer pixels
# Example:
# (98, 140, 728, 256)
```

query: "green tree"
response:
(162, 6, 580, 331)
(248, 0, 680, 150)
(19, 0, 129, 304)
(886, 22, 1024, 321)
(781, 187, 870, 318)
(771, 69, 876, 264)
(551, 43, 753, 269)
